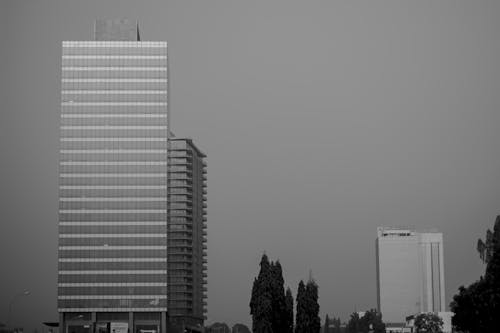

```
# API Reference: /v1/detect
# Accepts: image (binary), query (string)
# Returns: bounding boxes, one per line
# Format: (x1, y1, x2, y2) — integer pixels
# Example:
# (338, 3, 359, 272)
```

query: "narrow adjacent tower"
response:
(168, 137, 207, 329)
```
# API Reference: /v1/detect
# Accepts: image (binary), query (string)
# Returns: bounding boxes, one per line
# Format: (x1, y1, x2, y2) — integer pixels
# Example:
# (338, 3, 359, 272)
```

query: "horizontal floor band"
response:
(58, 295, 167, 299)
(62, 67, 167, 71)
(58, 283, 167, 287)
(61, 114, 167, 118)
(59, 234, 166, 238)
(60, 196, 167, 200)
(62, 79, 167, 82)
(60, 162, 168, 166)
(60, 149, 167, 154)
(59, 246, 167, 250)
(59, 210, 167, 213)
(63, 55, 167, 59)
(61, 138, 168, 142)
(59, 222, 166, 226)
(60, 186, 167, 189)
(62, 102, 166, 106)
(59, 258, 166, 263)
(58, 270, 167, 274)
(62, 90, 166, 94)
(61, 126, 167, 130)
(62, 41, 166, 47)
(58, 307, 167, 312)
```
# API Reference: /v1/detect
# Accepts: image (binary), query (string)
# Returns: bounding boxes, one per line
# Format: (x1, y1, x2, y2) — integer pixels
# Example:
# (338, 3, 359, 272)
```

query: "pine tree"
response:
(285, 287, 294, 333)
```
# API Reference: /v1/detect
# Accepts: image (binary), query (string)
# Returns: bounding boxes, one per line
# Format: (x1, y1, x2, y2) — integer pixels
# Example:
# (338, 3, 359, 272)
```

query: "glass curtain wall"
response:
(58, 41, 168, 312)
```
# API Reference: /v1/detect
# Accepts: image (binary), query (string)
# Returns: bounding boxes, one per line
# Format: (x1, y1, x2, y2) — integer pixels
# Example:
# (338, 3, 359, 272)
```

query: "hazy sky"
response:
(1, 0, 500, 330)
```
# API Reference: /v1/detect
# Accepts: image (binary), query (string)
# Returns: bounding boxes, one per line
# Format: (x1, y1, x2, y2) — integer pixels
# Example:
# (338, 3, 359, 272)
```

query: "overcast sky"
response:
(1, 0, 500, 330)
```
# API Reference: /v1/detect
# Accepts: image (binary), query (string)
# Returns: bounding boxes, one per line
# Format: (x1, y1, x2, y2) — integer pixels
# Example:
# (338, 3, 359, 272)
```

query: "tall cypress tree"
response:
(269, 260, 286, 332)
(250, 254, 273, 333)
(323, 314, 330, 333)
(285, 287, 294, 333)
(306, 279, 321, 333)
(295, 279, 321, 333)
(333, 317, 342, 333)
(295, 280, 307, 333)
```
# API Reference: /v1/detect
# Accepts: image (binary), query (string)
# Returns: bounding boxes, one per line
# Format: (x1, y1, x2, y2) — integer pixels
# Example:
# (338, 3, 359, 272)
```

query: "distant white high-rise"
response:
(376, 227, 445, 324)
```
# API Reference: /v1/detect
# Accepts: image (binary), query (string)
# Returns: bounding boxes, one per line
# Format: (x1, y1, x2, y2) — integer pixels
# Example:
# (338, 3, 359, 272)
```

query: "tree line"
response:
(250, 254, 320, 333)
(450, 215, 500, 333)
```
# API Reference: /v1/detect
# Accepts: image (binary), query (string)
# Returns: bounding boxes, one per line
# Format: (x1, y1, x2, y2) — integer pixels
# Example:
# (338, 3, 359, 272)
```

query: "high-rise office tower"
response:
(167, 138, 207, 328)
(58, 19, 206, 333)
(376, 227, 445, 324)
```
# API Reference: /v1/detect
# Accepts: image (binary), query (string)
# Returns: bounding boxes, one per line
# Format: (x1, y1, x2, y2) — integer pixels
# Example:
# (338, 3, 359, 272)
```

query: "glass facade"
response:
(58, 41, 169, 313)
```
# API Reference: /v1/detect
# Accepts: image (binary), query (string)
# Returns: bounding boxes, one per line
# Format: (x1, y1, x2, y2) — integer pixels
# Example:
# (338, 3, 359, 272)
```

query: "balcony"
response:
(169, 172, 192, 178)
(168, 210, 193, 217)
(169, 158, 192, 165)
(168, 250, 193, 256)
(169, 187, 193, 194)
(169, 197, 192, 203)
(167, 281, 193, 286)
(168, 149, 192, 157)
(169, 168, 193, 175)
(169, 235, 193, 241)
(169, 296, 194, 303)
(169, 180, 192, 188)
(168, 202, 193, 209)
(169, 266, 193, 272)
(169, 243, 193, 249)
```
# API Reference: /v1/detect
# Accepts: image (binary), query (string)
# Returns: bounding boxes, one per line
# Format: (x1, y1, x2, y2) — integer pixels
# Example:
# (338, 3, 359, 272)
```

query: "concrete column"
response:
(128, 312, 134, 333)
(91, 312, 96, 333)
(160, 312, 167, 333)
(59, 313, 65, 333)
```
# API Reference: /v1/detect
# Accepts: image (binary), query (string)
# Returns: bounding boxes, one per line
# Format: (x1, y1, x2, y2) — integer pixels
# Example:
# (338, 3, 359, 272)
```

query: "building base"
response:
(59, 312, 168, 333)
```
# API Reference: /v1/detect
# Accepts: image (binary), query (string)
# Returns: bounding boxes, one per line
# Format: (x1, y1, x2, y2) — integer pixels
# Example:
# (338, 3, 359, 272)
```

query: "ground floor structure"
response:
(59, 312, 203, 333)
